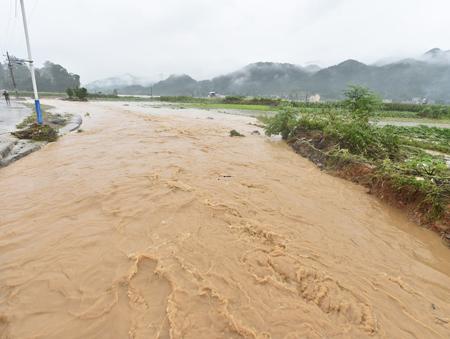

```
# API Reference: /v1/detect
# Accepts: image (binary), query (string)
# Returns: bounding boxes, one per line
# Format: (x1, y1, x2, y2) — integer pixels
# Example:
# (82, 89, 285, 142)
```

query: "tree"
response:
(343, 85, 381, 123)
(262, 105, 299, 140)
(74, 87, 88, 101)
(66, 88, 74, 99)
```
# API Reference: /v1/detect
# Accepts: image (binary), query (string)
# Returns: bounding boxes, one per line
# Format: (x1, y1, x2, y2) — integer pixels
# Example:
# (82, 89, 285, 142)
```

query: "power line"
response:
(18, 0, 43, 124)
(0, 1, 13, 54)
(29, 0, 40, 24)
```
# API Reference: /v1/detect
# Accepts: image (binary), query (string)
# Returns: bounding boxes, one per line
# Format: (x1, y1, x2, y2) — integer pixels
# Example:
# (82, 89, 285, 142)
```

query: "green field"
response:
(181, 103, 275, 112)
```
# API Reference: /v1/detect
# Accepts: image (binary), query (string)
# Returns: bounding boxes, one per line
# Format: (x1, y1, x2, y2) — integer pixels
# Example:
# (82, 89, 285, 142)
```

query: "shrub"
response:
(12, 123, 58, 142)
(74, 87, 88, 101)
(66, 88, 74, 99)
(343, 85, 381, 123)
(223, 96, 245, 104)
(66, 87, 88, 101)
(261, 105, 299, 140)
(378, 157, 449, 220)
(418, 106, 450, 119)
(324, 120, 400, 160)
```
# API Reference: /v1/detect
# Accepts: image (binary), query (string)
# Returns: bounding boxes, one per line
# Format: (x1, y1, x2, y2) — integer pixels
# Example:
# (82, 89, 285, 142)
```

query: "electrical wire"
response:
(1, 0, 13, 55)
(29, 0, 40, 24)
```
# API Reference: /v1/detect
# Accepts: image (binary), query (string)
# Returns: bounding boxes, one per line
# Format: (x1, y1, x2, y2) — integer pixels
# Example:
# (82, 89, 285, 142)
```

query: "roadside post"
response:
(19, 0, 43, 124)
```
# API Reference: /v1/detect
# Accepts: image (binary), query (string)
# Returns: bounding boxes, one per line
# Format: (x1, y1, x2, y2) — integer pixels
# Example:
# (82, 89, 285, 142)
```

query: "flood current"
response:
(1, 101, 449, 338)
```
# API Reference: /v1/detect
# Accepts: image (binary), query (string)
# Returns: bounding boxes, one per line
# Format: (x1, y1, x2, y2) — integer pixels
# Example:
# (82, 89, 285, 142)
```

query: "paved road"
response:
(0, 100, 31, 136)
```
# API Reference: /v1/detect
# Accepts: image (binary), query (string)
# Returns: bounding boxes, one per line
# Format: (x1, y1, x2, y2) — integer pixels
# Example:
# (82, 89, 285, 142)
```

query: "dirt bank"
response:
(0, 101, 449, 338)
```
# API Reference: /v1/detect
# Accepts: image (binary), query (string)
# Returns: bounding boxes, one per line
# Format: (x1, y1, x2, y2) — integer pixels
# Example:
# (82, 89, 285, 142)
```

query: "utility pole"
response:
(19, 0, 43, 124)
(6, 52, 19, 98)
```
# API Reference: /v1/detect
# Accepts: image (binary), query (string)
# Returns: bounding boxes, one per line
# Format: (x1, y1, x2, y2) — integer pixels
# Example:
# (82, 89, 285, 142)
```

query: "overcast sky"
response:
(1, 0, 449, 83)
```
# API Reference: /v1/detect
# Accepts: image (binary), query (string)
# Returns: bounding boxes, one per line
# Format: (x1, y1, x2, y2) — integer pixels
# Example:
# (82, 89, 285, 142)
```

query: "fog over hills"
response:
(85, 49, 450, 103)
(3, 49, 447, 103)
(85, 74, 154, 93)
(0, 61, 80, 93)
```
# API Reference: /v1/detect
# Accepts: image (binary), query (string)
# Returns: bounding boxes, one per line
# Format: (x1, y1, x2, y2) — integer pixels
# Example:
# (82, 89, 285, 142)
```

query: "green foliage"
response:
(75, 87, 88, 100)
(12, 123, 58, 142)
(343, 85, 381, 123)
(0, 60, 79, 92)
(261, 105, 299, 140)
(402, 155, 448, 177)
(260, 86, 450, 224)
(296, 112, 329, 131)
(67, 87, 88, 101)
(66, 88, 74, 99)
(418, 106, 450, 119)
(323, 120, 400, 160)
(390, 125, 450, 154)
(223, 96, 246, 104)
(158, 96, 211, 103)
(16, 115, 36, 129)
(378, 157, 449, 220)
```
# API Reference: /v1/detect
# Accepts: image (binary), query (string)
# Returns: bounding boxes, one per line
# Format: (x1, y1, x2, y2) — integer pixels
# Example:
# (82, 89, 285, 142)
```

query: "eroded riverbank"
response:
(1, 100, 449, 338)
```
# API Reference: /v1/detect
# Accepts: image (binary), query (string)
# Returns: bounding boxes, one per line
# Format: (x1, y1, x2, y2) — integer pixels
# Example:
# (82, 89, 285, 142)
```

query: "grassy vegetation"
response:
(12, 123, 58, 142)
(15, 103, 66, 142)
(156, 95, 450, 121)
(261, 86, 450, 231)
(392, 126, 450, 154)
(17, 102, 55, 129)
(16, 91, 63, 98)
(184, 103, 274, 112)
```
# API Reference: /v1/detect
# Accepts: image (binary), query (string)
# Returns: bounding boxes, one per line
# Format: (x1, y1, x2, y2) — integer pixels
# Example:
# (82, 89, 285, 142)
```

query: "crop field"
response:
(179, 103, 274, 112)
(155, 95, 450, 121)
(392, 125, 450, 154)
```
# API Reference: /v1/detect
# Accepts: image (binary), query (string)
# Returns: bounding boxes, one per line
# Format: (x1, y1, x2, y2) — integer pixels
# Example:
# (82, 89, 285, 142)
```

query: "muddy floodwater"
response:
(1, 100, 449, 338)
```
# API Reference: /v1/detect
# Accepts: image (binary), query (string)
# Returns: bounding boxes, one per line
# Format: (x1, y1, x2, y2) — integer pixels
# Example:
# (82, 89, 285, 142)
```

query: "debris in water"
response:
(230, 129, 245, 137)
(12, 123, 58, 142)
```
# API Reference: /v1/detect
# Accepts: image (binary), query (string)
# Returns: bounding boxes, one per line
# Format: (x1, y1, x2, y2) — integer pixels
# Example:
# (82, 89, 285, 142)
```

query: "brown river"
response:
(1, 100, 449, 338)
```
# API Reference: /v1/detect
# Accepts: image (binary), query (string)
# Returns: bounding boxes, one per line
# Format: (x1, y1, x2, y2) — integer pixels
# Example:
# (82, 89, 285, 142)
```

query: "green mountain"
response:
(113, 49, 450, 102)
(0, 61, 80, 93)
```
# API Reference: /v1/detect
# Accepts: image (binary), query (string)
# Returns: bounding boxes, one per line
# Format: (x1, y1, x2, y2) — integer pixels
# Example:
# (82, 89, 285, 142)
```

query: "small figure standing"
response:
(2, 90, 11, 106)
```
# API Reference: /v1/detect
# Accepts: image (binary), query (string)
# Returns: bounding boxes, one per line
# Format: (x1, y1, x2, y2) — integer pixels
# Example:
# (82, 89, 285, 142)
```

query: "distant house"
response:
(411, 97, 429, 104)
(208, 91, 225, 98)
(308, 94, 321, 103)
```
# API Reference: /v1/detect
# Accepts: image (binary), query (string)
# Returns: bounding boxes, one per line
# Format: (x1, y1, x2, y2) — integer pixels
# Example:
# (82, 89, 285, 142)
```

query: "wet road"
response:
(0, 101, 30, 136)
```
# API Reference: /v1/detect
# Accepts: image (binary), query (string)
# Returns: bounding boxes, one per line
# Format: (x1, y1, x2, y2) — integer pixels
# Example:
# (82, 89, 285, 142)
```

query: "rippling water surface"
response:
(1, 100, 449, 338)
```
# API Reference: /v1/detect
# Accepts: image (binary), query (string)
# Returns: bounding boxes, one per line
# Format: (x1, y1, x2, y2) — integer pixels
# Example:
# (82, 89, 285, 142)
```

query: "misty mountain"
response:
(0, 61, 80, 93)
(420, 48, 450, 64)
(85, 74, 153, 93)
(88, 48, 450, 102)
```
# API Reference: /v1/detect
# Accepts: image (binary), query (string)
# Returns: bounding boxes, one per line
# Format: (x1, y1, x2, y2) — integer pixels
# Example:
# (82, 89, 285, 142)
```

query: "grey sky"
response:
(1, 0, 449, 83)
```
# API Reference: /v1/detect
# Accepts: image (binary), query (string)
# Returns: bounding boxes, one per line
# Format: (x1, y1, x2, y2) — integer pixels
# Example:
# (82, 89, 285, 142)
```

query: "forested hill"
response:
(100, 48, 450, 103)
(0, 61, 80, 92)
